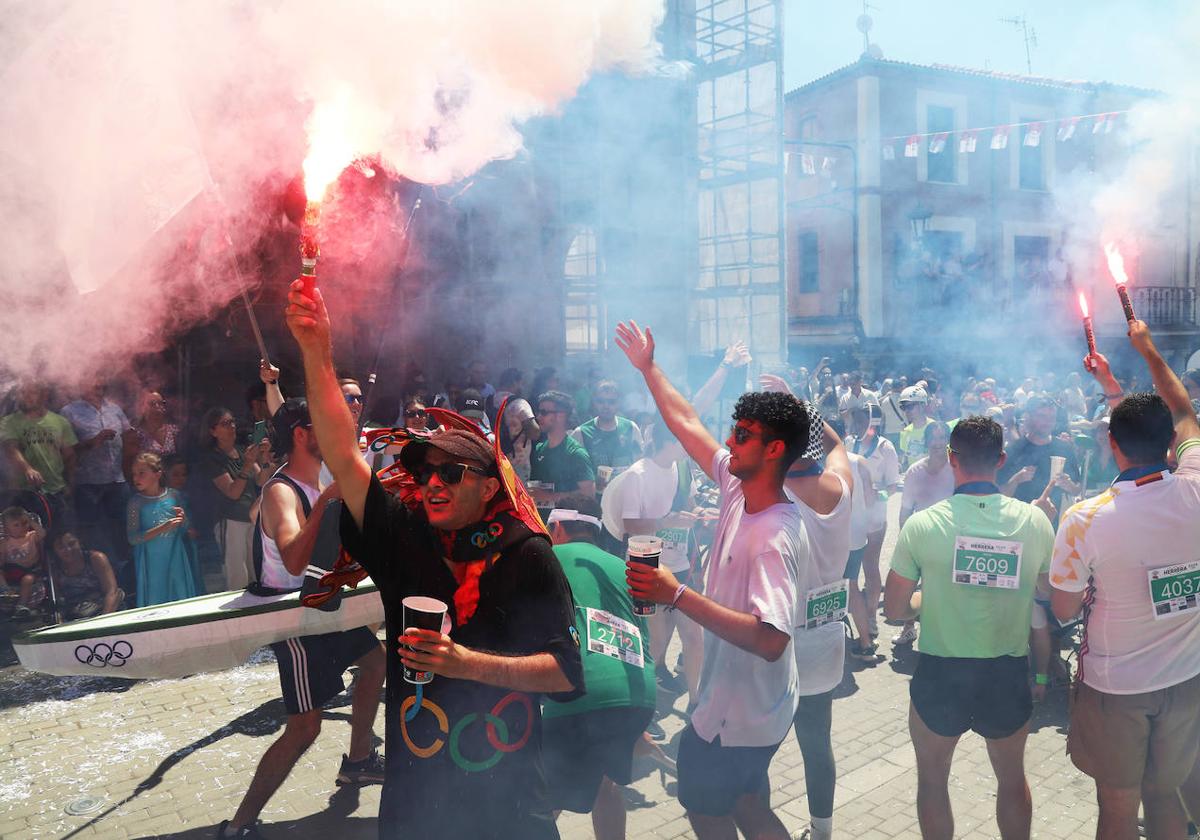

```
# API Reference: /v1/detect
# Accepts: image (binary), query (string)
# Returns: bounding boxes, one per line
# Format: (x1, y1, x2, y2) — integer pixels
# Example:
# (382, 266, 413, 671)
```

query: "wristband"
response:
(669, 584, 688, 610)
(1035, 673, 1049, 686)
(266, 379, 278, 386)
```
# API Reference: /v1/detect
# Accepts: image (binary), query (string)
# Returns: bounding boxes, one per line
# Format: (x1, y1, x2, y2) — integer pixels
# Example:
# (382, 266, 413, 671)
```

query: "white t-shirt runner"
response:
(600, 457, 692, 572)
(790, 471, 851, 696)
(690, 450, 806, 748)
(847, 434, 901, 533)
(1049, 439, 1200, 694)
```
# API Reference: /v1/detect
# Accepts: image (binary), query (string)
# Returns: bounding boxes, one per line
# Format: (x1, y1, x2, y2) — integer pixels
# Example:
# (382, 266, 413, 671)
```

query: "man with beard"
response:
(220, 398, 386, 839)
(285, 280, 585, 839)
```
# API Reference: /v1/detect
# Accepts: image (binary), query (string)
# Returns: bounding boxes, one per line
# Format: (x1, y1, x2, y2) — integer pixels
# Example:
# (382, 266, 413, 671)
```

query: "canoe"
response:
(12, 581, 383, 680)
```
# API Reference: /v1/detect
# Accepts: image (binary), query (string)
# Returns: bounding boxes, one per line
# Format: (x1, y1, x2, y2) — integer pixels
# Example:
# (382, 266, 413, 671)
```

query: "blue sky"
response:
(783, 1, 1192, 93)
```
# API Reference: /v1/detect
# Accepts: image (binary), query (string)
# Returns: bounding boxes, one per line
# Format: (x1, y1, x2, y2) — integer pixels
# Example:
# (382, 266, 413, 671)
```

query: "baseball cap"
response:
(269, 398, 310, 456)
(457, 388, 487, 421)
(898, 385, 928, 405)
(398, 429, 497, 475)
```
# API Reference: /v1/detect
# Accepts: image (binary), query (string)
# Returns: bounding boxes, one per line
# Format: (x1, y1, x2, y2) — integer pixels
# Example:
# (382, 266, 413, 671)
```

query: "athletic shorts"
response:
(1068, 671, 1200, 790)
(911, 653, 1031, 739)
(270, 627, 380, 716)
(677, 723, 783, 816)
(542, 706, 655, 813)
(843, 548, 865, 582)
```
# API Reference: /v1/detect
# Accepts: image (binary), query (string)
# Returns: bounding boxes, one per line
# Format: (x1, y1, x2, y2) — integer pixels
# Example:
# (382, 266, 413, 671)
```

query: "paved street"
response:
(0, 497, 1100, 839)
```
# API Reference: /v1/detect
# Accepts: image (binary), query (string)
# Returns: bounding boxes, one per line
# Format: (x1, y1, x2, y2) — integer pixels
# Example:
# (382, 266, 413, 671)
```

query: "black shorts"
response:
(270, 627, 380, 715)
(542, 706, 655, 813)
(677, 723, 783, 816)
(910, 653, 1031, 739)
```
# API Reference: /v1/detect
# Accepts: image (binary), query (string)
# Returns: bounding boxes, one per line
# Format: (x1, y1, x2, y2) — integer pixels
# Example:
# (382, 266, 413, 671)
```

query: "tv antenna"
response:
(857, 1, 883, 60)
(1000, 15, 1038, 74)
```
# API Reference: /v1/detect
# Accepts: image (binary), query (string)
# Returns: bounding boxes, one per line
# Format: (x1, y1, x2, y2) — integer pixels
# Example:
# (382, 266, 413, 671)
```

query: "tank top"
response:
(258, 474, 321, 590)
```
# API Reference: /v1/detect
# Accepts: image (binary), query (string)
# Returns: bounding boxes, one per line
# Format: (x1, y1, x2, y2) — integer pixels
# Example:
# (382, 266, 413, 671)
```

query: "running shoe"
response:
(217, 821, 265, 838)
(645, 719, 667, 741)
(336, 749, 385, 786)
(850, 641, 880, 662)
(892, 624, 918, 645)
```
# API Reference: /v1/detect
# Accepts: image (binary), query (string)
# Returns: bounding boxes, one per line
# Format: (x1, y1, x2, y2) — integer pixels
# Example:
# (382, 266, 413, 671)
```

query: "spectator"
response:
(194, 407, 270, 590)
(878, 378, 907, 448)
(897, 385, 934, 468)
(845, 408, 901, 640)
(531, 390, 596, 505)
(129, 390, 180, 460)
(127, 452, 198, 606)
(999, 395, 1080, 510)
(61, 381, 133, 587)
(1, 505, 45, 618)
(397, 397, 429, 432)
(457, 387, 492, 435)
(494, 370, 539, 482)
(245, 381, 271, 425)
(0, 381, 77, 533)
(572, 380, 643, 481)
(837, 372, 878, 425)
(51, 530, 123, 618)
(1062, 371, 1087, 419)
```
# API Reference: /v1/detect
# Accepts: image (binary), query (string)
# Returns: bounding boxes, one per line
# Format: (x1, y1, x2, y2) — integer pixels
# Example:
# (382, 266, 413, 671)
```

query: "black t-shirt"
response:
(998, 436, 1079, 505)
(339, 475, 584, 839)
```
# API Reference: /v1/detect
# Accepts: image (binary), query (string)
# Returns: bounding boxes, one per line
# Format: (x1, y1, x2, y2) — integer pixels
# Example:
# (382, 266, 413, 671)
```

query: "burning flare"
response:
(299, 96, 357, 293)
(1103, 241, 1129, 287)
(1077, 292, 1089, 319)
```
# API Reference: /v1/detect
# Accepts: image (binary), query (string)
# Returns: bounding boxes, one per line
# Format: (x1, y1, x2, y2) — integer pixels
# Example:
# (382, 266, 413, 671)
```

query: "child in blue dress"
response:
(128, 452, 199, 606)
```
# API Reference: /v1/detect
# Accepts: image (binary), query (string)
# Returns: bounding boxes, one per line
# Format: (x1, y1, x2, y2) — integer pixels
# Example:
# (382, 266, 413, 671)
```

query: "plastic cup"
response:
(1049, 455, 1066, 482)
(627, 535, 663, 616)
(596, 465, 614, 487)
(401, 596, 448, 684)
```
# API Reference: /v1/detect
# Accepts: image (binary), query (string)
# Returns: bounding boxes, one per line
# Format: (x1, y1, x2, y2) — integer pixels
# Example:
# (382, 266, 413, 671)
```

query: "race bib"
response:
(1148, 561, 1200, 620)
(953, 536, 1023, 589)
(804, 579, 849, 629)
(584, 608, 645, 668)
(656, 526, 690, 568)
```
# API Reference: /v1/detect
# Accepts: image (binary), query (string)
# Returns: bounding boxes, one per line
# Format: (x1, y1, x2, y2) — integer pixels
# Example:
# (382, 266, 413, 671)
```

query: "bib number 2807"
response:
(953, 536, 1023, 589)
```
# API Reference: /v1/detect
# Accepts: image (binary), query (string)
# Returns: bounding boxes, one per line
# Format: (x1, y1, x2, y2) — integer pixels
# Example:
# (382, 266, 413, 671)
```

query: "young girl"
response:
(128, 452, 199, 606)
(1, 506, 45, 618)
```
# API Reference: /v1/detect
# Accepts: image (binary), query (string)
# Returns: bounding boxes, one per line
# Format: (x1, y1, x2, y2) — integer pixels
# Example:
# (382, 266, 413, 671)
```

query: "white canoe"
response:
(12, 582, 383, 680)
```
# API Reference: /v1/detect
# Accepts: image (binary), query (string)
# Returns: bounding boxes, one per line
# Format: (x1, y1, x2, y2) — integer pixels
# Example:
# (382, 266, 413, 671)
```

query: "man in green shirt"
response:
(0, 382, 78, 530)
(544, 495, 657, 840)
(884, 416, 1054, 840)
(531, 391, 596, 505)
(572, 380, 644, 480)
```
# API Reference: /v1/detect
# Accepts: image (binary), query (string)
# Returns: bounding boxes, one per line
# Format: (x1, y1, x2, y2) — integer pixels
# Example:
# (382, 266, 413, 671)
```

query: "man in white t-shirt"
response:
(837, 371, 878, 425)
(602, 420, 704, 703)
(846, 407, 901, 638)
(1051, 322, 1200, 840)
(617, 321, 806, 840)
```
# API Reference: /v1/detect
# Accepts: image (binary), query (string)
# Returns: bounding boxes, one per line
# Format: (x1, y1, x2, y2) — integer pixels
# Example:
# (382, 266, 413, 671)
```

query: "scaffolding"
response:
(690, 0, 786, 363)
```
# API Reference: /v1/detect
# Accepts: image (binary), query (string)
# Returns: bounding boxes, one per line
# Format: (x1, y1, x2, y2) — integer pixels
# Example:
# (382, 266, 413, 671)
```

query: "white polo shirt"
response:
(691, 450, 805, 747)
(1050, 439, 1200, 694)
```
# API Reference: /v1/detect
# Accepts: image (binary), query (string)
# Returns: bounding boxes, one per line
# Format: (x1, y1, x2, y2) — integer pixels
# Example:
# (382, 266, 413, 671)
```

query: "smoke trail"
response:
(0, 0, 667, 387)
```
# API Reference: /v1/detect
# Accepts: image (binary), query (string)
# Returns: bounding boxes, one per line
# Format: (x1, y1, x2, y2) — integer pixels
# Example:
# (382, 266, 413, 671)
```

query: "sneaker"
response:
(850, 641, 880, 662)
(655, 664, 687, 694)
(336, 749, 385, 786)
(645, 719, 667, 741)
(217, 821, 264, 839)
(892, 624, 918, 646)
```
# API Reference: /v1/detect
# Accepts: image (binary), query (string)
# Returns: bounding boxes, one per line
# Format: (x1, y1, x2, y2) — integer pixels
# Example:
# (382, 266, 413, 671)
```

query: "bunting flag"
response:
(991, 125, 1010, 150)
(904, 135, 920, 157)
(1093, 113, 1115, 134)
(1023, 122, 1043, 147)
(959, 130, 978, 154)
(882, 142, 896, 160)
(820, 156, 834, 175)
(1057, 117, 1079, 141)
(800, 152, 816, 175)
(928, 132, 949, 154)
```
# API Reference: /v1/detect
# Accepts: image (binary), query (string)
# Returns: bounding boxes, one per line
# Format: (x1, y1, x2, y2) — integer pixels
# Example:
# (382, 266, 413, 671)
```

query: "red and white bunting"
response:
(990, 125, 1010, 150)
(1057, 117, 1079, 141)
(821, 156, 834, 175)
(1023, 122, 1043, 147)
(800, 153, 816, 175)
(904, 135, 920, 157)
(882, 142, 896, 160)
(1093, 113, 1115, 134)
(928, 132, 949, 154)
(959, 130, 978, 154)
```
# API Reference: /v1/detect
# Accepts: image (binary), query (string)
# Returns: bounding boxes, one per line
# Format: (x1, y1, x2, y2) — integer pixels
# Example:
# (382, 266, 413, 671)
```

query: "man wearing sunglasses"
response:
(615, 320, 809, 840)
(531, 390, 596, 505)
(285, 280, 584, 840)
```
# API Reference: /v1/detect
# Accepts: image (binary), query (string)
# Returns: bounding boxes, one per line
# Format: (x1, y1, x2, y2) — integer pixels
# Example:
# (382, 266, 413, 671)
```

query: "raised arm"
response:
(615, 322, 720, 480)
(693, 340, 751, 418)
(1128, 320, 1200, 443)
(1083, 351, 1125, 413)
(261, 359, 285, 417)
(285, 279, 372, 527)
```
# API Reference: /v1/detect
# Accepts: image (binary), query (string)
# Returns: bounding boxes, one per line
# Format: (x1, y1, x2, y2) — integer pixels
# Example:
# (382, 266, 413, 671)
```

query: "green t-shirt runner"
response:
(891, 492, 1054, 659)
(574, 417, 642, 470)
(531, 436, 595, 492)
(544, 541, 655, 718)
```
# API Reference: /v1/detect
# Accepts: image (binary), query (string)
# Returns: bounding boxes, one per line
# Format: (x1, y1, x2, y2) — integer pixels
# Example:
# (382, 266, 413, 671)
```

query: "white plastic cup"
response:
(1049, 455, 1066, 482)
(402, 596, 448, 684)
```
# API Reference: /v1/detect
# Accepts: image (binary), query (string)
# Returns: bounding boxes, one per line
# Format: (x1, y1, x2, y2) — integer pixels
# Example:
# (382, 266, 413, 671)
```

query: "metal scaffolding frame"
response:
(690, 0, 786, 362)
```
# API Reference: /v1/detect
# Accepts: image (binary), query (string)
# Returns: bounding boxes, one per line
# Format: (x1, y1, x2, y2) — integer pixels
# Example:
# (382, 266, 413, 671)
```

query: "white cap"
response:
(899, 385, 928, 404)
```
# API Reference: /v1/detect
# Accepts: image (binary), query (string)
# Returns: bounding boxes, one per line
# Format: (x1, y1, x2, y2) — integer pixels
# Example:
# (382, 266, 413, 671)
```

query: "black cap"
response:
(270, 398, 310, 457)
(457, 388, 487, 420)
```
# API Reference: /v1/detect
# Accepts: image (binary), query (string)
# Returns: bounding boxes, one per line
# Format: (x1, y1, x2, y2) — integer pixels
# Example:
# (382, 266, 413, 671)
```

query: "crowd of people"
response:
(4, 276, 1200, 840)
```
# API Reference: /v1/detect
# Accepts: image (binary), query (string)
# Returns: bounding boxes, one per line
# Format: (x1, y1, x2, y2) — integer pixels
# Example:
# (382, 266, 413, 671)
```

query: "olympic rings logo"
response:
(399, 690, 533, 772)
(470, 522, 504, 550)
(74, 640, 133, 667)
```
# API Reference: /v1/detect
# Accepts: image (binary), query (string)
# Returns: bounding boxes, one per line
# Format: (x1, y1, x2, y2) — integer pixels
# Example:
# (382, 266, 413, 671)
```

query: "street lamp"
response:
(908, 203, 933, 243)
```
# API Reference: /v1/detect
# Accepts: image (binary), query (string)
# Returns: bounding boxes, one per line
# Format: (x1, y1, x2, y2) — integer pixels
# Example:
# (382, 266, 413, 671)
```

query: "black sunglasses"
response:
(414, 462, 490, 486)
(344, 394, 363, 405)
(405, 409, 428, 419)
(730, 425, 764, 445)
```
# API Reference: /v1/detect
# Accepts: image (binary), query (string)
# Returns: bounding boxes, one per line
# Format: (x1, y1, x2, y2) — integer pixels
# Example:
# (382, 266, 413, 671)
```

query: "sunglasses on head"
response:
(344, 394, 363, 405)
(414, 462, 490, 486)
(405, 409, 427, 419)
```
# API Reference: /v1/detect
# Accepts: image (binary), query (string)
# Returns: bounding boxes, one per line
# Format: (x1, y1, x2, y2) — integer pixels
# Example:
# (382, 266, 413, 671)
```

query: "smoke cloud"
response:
(0, 0, 666, 387)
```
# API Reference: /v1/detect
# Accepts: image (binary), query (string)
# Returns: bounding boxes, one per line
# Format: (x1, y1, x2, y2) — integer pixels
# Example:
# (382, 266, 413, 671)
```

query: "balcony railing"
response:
(1134, 286, 1196, 328)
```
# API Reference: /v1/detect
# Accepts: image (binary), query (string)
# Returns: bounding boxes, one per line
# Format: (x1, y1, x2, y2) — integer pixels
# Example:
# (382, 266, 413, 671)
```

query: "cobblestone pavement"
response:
(0, 498, 1100, 840)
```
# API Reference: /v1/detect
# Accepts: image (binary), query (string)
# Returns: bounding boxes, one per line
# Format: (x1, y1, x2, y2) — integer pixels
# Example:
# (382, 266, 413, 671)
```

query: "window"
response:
(563, 228, 603, 353)
(926, 105, 956, 184)
(1019, 120, 1044, 190)
(797, 231, 819, 292)
(1013, 235, 1051, 292)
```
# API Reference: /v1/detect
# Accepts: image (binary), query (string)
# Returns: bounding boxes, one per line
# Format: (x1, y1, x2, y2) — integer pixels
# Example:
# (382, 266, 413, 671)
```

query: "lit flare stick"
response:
(299, 200, 321, 298)
(1103, 241, 1137, 322)
(1078, 292, 1097, 369)
(299, 101, 355, 297)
